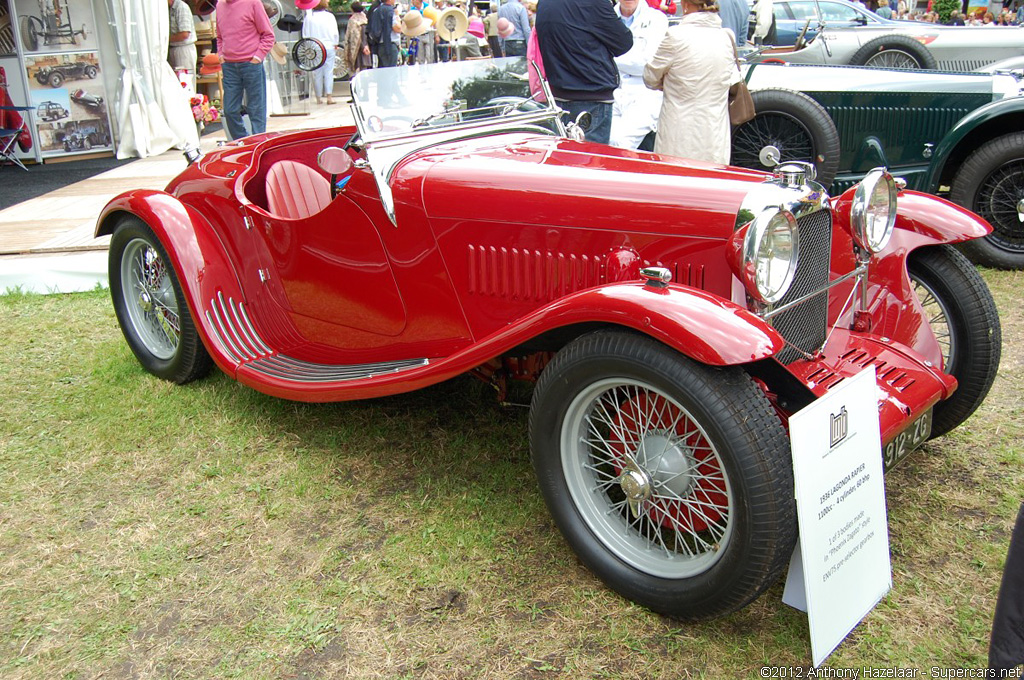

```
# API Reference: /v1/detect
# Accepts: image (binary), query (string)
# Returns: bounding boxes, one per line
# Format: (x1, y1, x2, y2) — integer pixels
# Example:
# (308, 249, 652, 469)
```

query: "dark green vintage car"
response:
(729, 62, 1024, 269)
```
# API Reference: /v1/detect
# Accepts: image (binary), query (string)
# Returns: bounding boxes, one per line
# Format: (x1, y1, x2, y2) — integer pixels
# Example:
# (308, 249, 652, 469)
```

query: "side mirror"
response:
(317, 146, 354, 199)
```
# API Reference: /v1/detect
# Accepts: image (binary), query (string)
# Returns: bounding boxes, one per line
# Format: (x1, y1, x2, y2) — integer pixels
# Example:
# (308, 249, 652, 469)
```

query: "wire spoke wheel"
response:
(120, 238, 181, 360)
(530, 331, 796, 619)
(864, 49, 920, 69)
(909, 276, 954, 373)
(973, 159, 1024, 255)
(731, 112, 814, 170)
(109, 217, 212, 384)
(564, 378, 734, 578)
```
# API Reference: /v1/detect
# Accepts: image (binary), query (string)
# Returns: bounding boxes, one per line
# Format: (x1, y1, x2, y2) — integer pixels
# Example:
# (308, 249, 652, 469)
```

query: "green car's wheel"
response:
(951, 132, 1024, 270)
(530, 330, 795, 620)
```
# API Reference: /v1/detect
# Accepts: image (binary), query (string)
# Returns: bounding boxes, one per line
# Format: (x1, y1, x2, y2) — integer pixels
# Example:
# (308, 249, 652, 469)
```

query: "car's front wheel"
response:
(109, 216, 213, 384)
(529, 331, 796, 620)
(908, 245, 1001, 439)
(950, 132, 1024, 270)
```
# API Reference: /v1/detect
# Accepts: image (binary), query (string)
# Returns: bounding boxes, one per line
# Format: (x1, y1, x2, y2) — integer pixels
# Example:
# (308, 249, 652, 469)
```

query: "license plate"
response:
(883, 409, 932, 470)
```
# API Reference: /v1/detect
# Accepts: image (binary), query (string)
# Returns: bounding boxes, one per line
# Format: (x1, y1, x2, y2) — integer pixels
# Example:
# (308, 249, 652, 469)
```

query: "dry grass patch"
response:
(0, 271, 1020, 679)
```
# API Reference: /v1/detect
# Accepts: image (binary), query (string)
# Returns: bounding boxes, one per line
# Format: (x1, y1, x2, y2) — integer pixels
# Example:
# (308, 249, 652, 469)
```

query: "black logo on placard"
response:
(830, 406, 848, 449)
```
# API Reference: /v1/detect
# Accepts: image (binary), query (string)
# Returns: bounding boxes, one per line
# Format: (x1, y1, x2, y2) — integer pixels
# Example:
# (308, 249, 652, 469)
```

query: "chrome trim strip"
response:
(761, 265, 866, 321)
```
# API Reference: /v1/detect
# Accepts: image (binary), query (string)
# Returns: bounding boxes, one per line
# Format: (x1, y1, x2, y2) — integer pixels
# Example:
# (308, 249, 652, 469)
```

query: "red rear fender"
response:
(96, 190, 245, 376)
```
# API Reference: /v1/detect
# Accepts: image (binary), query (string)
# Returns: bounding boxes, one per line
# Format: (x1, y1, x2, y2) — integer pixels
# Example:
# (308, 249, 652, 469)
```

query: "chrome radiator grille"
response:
(771, 210, 832, 364)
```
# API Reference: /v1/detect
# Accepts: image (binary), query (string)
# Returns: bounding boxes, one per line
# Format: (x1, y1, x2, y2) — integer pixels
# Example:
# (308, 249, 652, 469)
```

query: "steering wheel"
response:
(793, 18, 812, 51)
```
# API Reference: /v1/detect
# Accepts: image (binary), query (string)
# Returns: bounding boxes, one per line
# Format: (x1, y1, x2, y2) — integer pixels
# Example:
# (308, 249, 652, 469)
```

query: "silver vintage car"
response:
(747, 11, 1024, 71)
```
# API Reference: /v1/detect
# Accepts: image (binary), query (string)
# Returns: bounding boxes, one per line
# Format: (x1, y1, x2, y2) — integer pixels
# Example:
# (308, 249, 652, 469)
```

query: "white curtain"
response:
(104, 0, 200, 159)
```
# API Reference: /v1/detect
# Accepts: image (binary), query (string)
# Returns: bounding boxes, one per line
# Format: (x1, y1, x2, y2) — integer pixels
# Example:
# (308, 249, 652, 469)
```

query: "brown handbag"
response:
(729, 80, 755, 126)
(728, 40, 756, 126)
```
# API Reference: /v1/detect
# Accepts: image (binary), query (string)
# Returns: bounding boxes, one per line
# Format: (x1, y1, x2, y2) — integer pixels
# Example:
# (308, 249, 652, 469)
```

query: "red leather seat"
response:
(265, 160, 332, 219)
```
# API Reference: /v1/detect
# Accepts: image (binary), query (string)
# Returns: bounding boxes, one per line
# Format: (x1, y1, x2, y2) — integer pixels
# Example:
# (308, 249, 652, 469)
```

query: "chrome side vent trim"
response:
(246, 356, 428, 382)
(205, 293, 272, 363)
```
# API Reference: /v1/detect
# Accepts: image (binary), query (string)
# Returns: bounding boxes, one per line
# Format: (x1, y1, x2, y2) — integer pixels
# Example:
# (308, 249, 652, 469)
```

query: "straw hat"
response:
(435, 7, 469, 41)
(422, 4, 439, 24)
(497, 16, 514, 38)
(295, 0, 319, 9)
(269, 42, 288, 65)
(467, 16, 485, 38)
(401, 10, 431, 37)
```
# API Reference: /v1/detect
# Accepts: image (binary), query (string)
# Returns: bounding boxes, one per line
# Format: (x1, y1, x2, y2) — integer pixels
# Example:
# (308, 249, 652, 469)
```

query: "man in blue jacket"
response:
(536, 0, 633, 144)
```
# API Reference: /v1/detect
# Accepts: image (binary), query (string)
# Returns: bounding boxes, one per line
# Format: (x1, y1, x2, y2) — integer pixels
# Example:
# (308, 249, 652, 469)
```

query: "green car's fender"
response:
(925, 96, 1024, 192)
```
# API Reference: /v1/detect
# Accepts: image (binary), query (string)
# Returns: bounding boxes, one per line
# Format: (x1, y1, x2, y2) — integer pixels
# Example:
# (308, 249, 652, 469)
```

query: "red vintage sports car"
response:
(96, 58, 1001, 620)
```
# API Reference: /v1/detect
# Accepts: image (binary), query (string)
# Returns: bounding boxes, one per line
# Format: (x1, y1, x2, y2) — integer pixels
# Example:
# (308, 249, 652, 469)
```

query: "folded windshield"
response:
(350, 57, 556, 143)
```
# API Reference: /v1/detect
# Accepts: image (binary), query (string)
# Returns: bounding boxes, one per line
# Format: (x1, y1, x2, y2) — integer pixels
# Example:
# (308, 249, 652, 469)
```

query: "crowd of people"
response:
(338, 0, 743, 156)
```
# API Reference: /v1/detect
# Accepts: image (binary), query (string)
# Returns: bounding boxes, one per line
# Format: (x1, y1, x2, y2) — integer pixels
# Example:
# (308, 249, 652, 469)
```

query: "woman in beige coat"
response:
(642, 0, 741, 164)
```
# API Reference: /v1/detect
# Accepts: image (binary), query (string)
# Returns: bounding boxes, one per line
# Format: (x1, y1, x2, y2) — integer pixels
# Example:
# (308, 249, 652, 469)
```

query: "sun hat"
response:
(497, 16, 514, 38)
(422, 4, 439, 24)
(295, 0, 319, 9)
(199, 53, 221, 75)
(401, 10, 431, 37)
(269, 42, 288, 65)
(467, 16, 485, 38)
(436, 7, 469, 41)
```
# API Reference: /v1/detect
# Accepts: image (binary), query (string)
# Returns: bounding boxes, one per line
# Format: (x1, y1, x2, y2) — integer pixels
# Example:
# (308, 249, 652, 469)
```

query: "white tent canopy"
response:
(104, 0, 199, 159)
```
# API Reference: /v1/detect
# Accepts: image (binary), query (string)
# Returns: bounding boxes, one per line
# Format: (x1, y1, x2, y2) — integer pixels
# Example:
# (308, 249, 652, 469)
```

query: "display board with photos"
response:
(10, 0, 112, 158)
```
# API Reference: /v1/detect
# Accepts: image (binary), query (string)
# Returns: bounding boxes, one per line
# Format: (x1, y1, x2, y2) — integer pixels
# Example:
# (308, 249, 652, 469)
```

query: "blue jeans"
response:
(557, 99, 613, 145)
(221, 60, 267, 140)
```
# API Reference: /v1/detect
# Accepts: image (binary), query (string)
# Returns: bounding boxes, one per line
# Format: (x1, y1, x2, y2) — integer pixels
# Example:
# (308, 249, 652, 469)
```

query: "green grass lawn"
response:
(1, 271, 1021, 679)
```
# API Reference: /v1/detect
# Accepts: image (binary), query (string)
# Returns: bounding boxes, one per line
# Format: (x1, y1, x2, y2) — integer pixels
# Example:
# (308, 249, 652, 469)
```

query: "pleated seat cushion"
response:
(265, 160, 332, 220)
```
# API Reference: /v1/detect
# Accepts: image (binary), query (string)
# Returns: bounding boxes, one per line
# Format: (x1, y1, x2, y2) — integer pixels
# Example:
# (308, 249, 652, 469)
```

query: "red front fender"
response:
(514, 282, 785, 366)
(96, 189, 245, 377)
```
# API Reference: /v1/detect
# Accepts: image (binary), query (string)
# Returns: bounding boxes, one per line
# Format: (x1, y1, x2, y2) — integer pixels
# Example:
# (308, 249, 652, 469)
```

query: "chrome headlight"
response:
(742, 208, 800, 305)
(851, 168, 896, 254)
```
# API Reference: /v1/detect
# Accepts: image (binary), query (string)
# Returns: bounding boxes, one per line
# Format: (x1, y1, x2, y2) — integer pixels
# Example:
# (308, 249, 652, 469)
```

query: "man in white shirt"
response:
(168, 0, 198, 90)
(609, 0, 668, 150)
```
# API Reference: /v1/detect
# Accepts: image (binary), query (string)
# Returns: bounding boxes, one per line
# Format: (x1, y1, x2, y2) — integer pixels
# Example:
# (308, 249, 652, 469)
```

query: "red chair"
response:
(0, 66, 33, 171)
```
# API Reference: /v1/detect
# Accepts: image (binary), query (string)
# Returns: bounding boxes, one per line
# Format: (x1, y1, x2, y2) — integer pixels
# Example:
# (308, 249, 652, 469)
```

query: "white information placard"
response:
(783, 367, 892, 667)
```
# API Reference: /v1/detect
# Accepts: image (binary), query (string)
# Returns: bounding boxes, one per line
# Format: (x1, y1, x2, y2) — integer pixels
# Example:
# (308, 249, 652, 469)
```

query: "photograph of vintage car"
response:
(15, 0, 93, 53)
(69, 86, 102, 112)
(729, 62, 1024, 269)
(34, 58, 97, 88)
(35, 98, 66, 121)
(95, 58, 1001, 621)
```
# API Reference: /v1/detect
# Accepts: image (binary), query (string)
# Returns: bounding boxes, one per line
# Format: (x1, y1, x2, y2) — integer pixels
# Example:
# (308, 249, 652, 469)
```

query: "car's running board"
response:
(205, 292, 428, 383)
(246, 355, 428, 382)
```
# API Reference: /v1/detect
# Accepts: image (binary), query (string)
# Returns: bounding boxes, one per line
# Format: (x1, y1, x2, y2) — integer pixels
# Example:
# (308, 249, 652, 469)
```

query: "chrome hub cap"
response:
(1016, 198, 1024, 223)
(618, 468, 653, 518)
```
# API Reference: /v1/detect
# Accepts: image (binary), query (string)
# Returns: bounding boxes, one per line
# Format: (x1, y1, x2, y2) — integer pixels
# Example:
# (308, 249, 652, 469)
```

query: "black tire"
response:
(950, 132, 1024, 270)
(907, 245, 1001, 439)
(529, 330, 796, 620)
(20, 16, 39, 52)
(731, 88, 840, 189)
(849, 34, 938, 70)
(48, 71, 64, 88)
(109, 216, 213, 384)
(85, 65, 98, 79)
